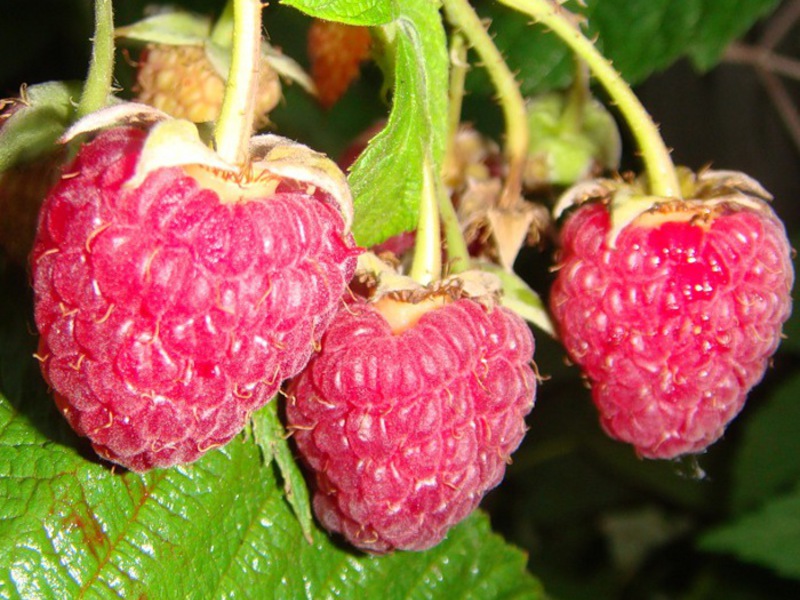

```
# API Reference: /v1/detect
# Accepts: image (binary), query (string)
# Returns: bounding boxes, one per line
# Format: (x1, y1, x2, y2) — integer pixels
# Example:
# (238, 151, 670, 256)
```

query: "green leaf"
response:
(729, 373, 800, 514)
(0, 403, 545, 598)
(474, 261, 556, 337)
(280, 0, 398, 26)
(700, 483, 800, 581)
(348, 0, 450, 247)
(470, 0, 779, 97)
(686, 0, 781, 69)
(114, 10, 213, 46)
(0, 267, 544, 599)
(250, 399, 315, 544)
(0, 81, 82, 172)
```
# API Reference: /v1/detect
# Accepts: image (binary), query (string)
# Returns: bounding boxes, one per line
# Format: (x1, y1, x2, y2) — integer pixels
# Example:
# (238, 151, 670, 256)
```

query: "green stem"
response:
(441, 32, 472, 274)
(442, 0, 528, 209)
(409, 158, 443, 285)
(77, 0, 115, 118)
(499, 0, 681, 198)
(559, 57, 589, 133)
(445, 32, 468, 153)
(439, 185, 470, 274)
(213, 0, 262, 165)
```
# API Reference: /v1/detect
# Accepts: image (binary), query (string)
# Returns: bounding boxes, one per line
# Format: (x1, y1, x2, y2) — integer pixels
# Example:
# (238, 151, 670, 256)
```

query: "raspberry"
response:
(549, 176, 794, 459)
(135, 43, 281, 126)
(307, 20, 372, 109)
(31, 125, 359, 471)
(286, 285, 536, 553)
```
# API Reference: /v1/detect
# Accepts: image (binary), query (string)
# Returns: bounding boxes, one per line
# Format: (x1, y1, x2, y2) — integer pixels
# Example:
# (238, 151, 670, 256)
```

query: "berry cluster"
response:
(10, 0, 794, 561)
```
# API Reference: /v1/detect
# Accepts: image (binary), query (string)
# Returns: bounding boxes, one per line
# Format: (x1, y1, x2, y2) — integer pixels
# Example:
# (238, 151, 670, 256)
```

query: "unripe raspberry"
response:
(135, 43, 281, 126)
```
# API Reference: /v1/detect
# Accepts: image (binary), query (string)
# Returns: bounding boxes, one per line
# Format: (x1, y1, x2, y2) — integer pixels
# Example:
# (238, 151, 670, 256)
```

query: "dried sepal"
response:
(250, 134, 354, 230)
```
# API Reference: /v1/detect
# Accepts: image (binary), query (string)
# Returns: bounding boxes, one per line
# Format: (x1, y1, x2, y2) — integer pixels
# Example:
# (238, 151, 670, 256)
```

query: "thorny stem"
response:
(409, 158, 443, 285)
(499, 0, 682, 199)
(77, 0, 115, 118)
(442, 0, 529, 209)
(441, 32, 472, 274)
(213, 0, 262, 165)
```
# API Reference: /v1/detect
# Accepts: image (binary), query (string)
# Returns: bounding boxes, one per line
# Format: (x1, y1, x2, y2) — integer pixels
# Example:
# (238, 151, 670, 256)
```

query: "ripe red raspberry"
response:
(549, 177, 794, 459)
(307, 20, 371, 109)
(286, 287, 536, 553)
(32, 125, 359, 471)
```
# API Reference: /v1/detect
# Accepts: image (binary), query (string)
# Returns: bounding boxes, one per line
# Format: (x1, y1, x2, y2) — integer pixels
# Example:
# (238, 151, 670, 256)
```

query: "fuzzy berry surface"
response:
(31, 126, 358, 471)
(550, 200, 794, 459)
(286, 296, 536, 553)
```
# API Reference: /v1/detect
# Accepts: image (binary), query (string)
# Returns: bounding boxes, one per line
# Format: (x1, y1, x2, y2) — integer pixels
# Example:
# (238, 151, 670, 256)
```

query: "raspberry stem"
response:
(499, 0, 682, 199)
(445, 32, 468, 152)
(77, 0, 115, 118)
(409, 158, 443, 285)
(441, 32, 472, 274)
(442, 0, 528, 210)
(213, 0, 262, 165)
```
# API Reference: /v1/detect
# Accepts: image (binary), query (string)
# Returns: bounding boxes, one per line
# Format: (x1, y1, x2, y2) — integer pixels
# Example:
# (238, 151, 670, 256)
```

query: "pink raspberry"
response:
(32, 126, 359, 471)
(550, 193, 794, 459)
(286, 293, 536, 553)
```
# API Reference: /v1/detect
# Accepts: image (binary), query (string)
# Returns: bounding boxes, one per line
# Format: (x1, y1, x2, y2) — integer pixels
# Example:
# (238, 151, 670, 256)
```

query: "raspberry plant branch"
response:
(442, 0, 528, 210)
(499, 0, 682, 199)
(213, 0, 262, 165)
(77, 0, 115, 119)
